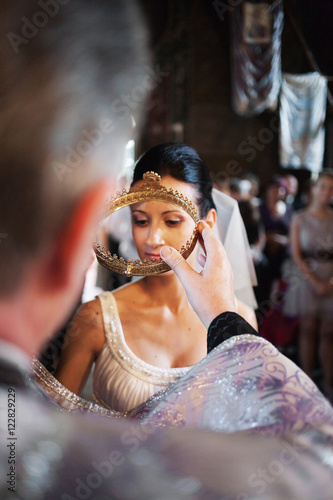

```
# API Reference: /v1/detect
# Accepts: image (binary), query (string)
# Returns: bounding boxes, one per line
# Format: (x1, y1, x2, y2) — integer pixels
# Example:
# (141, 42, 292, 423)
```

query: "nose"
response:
(146, 223, 165, 248)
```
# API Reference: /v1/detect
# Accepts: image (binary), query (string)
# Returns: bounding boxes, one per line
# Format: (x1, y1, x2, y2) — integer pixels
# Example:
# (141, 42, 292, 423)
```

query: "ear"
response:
(41, 180, 111, 293)
(204, 208, 217, 229)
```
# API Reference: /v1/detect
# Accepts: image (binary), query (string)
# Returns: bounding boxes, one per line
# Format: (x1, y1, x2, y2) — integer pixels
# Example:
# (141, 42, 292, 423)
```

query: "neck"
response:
(0, 281, 52, 359)
(308, 200, 329, 214)
(140, 272, 189, 312)
(0, 302, 39, 359)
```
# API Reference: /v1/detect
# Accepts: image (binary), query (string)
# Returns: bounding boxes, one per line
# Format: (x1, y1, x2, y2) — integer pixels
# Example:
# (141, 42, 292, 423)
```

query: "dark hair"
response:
(132, 143, 216, 218)
(318, 169, 333, 182)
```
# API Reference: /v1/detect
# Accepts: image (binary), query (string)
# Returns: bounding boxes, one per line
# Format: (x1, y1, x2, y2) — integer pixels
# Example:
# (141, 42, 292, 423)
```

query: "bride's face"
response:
(130, 175, 198, 267)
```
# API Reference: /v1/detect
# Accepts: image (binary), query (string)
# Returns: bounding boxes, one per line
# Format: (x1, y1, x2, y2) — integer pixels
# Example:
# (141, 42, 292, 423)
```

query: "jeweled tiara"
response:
(94, 172, 199, 276)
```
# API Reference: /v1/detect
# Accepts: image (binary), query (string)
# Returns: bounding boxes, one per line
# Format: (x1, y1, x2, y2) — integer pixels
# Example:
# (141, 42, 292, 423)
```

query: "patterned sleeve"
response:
(207, 312, 259, 352)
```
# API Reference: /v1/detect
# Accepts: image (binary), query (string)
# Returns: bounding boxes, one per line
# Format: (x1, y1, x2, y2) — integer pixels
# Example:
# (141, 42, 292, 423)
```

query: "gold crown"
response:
(94, 172, 199, 276)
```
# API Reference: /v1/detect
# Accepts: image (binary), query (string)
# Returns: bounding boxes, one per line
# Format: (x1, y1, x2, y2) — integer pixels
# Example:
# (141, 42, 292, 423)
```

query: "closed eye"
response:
(165, 219, 182, 227)
(132, 218, 149, 227)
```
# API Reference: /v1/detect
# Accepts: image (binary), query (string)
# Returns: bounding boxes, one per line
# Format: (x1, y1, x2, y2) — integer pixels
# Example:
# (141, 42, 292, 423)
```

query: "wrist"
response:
(207, 311, 259, 353)
(204, 303, 237, 330)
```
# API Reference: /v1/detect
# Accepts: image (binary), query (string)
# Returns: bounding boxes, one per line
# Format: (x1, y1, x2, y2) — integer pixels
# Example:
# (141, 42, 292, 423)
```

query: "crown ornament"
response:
(93, 172, 199, 276)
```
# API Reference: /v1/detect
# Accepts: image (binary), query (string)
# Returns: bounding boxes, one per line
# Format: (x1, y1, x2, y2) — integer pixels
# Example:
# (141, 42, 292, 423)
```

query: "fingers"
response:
(160, 222, 236, 328)
(200, 221, 223, 256)
(197, 221, 206, 255)
(198, 221, 228, 272)
(197, 252, 206, 268)
(160, 246, 197, 284)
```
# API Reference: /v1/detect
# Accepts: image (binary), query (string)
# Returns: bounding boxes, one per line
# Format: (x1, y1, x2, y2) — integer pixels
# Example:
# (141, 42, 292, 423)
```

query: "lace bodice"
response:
(93, 292, 191, 412)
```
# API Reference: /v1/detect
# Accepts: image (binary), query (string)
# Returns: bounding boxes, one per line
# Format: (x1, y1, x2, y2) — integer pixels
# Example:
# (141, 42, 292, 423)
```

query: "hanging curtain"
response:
(279, 72, 327, 173)
(230, 0, 284, 116)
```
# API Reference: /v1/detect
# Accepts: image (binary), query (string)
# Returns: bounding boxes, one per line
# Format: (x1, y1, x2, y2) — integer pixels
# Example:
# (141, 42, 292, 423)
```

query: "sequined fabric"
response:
(15, 319, 333, 499)
(31, 358, 122, 417)
(140, 335, 333, 434)
(32, 356, 159, 418)
(1, 385, 333, 500)
(32, 327, 333, 437)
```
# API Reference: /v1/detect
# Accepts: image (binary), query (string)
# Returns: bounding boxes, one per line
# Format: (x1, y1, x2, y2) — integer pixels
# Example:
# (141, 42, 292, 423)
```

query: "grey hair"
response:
(0, 0, 148, 294)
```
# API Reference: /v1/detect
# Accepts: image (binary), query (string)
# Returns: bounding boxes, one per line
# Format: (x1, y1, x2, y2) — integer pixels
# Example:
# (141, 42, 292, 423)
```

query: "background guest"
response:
(285, 171, 333, 401)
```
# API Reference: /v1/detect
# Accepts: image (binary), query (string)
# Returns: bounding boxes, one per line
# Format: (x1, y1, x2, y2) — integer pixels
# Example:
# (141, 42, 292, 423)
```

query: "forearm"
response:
(55, 361, 91, 395)
(207, 312, 259, 353)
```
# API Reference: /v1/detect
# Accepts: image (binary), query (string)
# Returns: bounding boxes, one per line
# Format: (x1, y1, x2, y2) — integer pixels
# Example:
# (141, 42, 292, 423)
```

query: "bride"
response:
(52, 142, 258, 412)
(32, 143, 333, 435)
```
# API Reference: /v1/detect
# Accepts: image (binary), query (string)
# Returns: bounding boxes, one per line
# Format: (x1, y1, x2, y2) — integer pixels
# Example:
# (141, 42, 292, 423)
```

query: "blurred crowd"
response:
(218, 171, 333, 401)
(219, 172, 305, 305)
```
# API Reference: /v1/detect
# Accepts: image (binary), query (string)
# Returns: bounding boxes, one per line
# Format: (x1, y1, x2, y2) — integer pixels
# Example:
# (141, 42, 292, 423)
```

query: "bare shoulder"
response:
(236, 298, 258, 332)
(68, 297, 105, 352)
(113, 280, 145, 308)
(72, 297, 103, 327)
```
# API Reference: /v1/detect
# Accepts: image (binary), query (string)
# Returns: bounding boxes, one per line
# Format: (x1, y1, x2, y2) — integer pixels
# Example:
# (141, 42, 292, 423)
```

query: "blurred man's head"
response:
(0, 0, 148, 352)
(0, 0, 148, 296)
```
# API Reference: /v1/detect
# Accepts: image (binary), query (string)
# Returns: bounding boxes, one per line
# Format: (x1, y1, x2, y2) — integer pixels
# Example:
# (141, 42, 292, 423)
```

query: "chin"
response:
(160, 269, 175, 278)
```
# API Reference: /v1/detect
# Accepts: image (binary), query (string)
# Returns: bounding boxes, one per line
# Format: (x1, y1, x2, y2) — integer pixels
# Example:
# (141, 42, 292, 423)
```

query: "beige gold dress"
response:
(283, 210, 333, 318)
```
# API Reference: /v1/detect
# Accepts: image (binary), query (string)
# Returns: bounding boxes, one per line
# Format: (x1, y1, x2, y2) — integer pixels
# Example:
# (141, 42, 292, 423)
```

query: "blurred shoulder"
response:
(292, 208, 307, 224)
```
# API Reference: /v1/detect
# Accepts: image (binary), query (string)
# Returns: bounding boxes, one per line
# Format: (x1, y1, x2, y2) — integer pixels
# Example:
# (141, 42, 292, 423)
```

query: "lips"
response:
(145, 253, 161, 261)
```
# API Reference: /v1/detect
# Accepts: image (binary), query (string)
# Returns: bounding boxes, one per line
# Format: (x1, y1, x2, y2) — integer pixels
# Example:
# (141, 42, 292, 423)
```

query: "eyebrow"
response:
(131, 209, 183, 216)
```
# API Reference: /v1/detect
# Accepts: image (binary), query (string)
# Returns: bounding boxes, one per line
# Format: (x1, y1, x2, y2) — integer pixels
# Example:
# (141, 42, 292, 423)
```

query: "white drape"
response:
(279, 72, 327, 173)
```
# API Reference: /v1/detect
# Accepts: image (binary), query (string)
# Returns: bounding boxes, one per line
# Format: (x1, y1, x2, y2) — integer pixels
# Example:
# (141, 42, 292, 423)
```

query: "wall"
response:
(139, 0, 316, 190)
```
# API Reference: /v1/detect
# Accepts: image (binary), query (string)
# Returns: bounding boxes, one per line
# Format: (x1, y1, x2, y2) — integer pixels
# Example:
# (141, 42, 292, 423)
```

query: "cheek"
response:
(132, 227, 146, 248)
(320, 188, 330, 200)
(175, 229, 196, 254)
(184, 220, 196, 240)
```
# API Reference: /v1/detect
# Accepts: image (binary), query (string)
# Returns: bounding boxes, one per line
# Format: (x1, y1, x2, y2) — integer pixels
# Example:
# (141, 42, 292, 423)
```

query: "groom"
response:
(0, 1, 332, 499)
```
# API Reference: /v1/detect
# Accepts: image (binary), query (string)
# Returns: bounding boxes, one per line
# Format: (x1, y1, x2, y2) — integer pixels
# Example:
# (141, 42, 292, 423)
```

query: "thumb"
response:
(160, 246, 197, 285)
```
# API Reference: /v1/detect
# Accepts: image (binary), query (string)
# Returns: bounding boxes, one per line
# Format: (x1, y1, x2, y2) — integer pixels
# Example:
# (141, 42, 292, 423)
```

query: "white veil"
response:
(211, 188, 257, 309)
(103, 188, 258, 309)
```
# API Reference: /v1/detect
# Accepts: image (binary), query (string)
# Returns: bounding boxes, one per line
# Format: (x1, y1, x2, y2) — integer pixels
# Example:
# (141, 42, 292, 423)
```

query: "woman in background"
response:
(288, 171, 333, 401)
